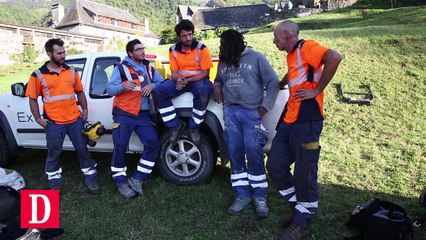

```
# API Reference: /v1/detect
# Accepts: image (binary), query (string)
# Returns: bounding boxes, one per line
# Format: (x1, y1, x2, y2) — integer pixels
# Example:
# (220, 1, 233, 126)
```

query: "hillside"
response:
(0, 0, 277, 34)
(0, 3, 49, 26)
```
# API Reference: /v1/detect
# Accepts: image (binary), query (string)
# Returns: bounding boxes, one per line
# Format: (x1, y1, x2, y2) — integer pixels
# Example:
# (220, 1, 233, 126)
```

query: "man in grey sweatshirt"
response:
(213, 29, 279, 218)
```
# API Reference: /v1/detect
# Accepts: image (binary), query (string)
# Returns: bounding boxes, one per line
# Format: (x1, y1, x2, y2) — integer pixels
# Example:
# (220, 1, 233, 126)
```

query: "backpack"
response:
(345, 198, 412, 240)
(0, 186, 20, 223)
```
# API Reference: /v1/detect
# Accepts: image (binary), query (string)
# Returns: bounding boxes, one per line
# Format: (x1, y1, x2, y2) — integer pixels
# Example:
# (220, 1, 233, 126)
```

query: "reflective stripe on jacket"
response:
(171, 42, 203, 77)
(284, 40, 325, 124)
(112, 62, 153, 116)
(33, 67, 80, 124)
(34, 67, 76, 103)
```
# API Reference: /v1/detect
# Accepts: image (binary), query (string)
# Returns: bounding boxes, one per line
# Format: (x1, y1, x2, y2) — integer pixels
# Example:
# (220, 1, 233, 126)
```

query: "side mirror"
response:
(11, 83, 26, 97)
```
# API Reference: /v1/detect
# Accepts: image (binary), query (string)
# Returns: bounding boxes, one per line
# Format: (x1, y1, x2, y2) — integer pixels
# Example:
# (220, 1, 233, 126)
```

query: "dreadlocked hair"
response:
(219, 30, 247, 68)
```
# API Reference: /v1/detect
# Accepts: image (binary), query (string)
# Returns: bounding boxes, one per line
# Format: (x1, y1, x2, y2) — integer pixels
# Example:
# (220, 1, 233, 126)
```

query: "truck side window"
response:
(66, 58, 86, 77)
(90, 57, 120, 98)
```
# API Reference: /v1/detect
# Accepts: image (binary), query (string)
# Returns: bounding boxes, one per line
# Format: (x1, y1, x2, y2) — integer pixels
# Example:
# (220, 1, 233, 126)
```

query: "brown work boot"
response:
(279, 211, 295, 228)
(279, 223, 310, 240)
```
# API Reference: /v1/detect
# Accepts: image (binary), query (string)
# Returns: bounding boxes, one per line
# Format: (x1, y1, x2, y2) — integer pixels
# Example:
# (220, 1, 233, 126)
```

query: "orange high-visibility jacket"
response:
(25, 63, 82, 125)
(169, 40, 213, 78)
(112, 62, 153, 116)
(284, 40, 329, 124)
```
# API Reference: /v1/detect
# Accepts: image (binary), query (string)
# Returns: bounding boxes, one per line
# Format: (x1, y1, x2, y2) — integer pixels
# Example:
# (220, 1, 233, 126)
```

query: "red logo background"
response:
(21, 190, 60, 228)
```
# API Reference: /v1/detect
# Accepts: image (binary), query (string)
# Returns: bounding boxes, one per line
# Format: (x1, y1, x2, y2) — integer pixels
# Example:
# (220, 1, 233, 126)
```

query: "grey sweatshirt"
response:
(214, 47, 279, 111)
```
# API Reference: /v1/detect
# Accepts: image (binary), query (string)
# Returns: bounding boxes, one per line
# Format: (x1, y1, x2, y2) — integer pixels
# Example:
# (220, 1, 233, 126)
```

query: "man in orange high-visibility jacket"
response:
(25, 38, 100, 195)
(153, 20, 213, 145)
(106, 39, 162, 199)
(267, 20, 342, 240)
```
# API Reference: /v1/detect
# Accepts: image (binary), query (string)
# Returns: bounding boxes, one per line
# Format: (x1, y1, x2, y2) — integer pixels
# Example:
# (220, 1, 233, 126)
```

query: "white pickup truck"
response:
(0, 51, 289, 185)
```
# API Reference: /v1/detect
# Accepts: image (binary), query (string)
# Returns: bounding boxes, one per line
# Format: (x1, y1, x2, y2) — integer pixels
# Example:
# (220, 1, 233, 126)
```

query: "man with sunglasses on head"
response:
(106, 39, 163, 199)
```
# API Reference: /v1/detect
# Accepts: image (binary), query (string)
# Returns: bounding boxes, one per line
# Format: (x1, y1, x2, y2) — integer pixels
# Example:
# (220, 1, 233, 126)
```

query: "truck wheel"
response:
(0, 131, 17, 168)
(158, 129, 215, 185)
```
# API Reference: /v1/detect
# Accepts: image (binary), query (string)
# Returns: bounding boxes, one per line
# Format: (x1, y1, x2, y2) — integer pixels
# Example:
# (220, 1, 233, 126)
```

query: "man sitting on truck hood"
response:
(106, 39, 163, 199)
(153, 20, 213, 145)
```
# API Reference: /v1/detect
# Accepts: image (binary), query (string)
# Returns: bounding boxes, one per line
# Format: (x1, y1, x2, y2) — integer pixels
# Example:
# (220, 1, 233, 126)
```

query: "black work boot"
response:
(170, 121, 186, 144)
(189, 129, 200, 145)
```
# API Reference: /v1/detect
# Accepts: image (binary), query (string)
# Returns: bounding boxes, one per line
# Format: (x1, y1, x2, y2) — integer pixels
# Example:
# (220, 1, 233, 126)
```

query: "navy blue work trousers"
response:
(266, 120, 323, 228)
(111, 111, 159, 186)
(153, 79, 213, 130)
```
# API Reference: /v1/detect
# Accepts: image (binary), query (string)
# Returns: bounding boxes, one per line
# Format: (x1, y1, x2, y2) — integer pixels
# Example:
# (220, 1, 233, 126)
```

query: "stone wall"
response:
(326, 0, 357, 10)
(0, 23, 104, 66)
(0, 30, 24, 66)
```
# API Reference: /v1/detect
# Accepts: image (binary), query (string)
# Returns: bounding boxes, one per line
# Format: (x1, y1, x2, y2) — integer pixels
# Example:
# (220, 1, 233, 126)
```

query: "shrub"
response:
(160, 27, 178, 44)
(11, 45, 38, 63)
(205, 30, 215, 39)
(67, 48, 84, 55)
(107, 35, 127, 51)
(22, 45, 38, 63)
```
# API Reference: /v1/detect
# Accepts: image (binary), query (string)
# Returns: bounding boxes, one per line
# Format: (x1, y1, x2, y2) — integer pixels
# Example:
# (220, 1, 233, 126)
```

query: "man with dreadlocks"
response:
(213, 29, 279, 218)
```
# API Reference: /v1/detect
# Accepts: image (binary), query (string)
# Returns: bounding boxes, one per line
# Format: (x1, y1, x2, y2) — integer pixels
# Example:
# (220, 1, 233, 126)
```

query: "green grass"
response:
(2, 6, 426, 239)
(248, 6, 426, 33)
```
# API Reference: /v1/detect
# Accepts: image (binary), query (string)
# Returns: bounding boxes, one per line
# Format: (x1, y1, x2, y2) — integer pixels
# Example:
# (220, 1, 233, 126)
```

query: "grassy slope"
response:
(1, 6, 426, 239)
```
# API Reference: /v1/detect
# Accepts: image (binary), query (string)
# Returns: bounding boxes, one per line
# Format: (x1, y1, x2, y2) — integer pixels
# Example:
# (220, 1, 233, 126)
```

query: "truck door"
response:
(13, 58, 87, 149)
(84, 56, 144, 152)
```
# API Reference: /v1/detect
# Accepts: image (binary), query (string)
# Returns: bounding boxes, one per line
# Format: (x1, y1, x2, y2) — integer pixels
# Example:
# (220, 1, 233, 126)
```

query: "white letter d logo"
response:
(29, 194, 51, 224)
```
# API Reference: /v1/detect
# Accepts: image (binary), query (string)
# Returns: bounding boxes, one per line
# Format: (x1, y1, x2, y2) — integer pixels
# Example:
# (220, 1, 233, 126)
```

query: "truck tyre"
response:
(0, 131, 17, 168)
(158, 129, 215, 185)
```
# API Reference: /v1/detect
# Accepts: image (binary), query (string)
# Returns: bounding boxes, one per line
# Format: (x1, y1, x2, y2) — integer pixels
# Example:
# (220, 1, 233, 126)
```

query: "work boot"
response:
(279, 211, 295, 228)
(170, 121, 186, 144)
(117, 183, 137, 199)
(128, 177, 144, 196)
(86, 181, 101, 195)
(253, 197, 269, 218)
(228, 197, 252, 214)
(279, 223, 310, 240)
(189, 129, 200, 145)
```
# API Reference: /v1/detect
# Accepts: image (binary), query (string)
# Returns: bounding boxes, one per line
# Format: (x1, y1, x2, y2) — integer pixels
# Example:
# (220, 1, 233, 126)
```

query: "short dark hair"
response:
(220, 29, 246, 68)
(45, 38, 64, 53)
(126, 39, 142, 56)
(175, 20, 194, 37)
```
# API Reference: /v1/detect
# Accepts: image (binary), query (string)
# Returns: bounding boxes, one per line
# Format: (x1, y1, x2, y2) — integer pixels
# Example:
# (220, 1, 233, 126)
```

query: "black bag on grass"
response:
(345, 198, 412, 240)
(0, 186, 20, 223)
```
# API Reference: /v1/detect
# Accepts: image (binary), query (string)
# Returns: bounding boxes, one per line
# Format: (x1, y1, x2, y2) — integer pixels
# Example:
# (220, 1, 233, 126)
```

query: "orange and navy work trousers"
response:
(267, 120, 323, 229)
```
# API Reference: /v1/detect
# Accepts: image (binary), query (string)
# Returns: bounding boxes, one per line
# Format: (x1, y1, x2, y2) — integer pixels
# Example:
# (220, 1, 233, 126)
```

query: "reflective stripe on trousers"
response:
(45, 118, 97, 187)
(110, 112, 159, 186)
(224, 105, 269, 198)
(153, 79, 213, 130)
(266, 120, 323, 228)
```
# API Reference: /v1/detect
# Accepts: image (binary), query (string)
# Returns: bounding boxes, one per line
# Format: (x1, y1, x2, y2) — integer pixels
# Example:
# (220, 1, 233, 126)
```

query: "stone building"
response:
(53, 0, 160, 47)
(177, 4, 272, 31)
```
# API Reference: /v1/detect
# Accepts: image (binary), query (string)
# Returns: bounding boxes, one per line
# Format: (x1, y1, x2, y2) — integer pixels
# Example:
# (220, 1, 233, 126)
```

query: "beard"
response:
(51, 56, 65, 66)
(182, 40, 192, 48)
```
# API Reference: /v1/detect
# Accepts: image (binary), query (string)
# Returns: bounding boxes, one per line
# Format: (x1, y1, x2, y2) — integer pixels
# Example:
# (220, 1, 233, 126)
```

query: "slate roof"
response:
(177, 5, 210, 20)
(190, 4, 272, 30)
(56, 0, 158, 38)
